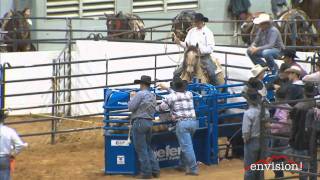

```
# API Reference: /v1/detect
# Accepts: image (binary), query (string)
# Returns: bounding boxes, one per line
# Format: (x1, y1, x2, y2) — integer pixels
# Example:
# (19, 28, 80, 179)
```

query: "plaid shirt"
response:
(156, 91, 196, 121)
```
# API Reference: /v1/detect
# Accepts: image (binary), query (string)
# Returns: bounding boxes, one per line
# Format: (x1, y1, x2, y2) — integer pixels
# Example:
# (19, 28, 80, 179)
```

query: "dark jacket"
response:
(289, 100, 316, 150)
(228, 0, 251, 16)
(286, 81, 304, 107)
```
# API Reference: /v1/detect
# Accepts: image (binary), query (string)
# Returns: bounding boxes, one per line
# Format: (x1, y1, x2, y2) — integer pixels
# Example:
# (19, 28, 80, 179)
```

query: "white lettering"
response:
(155, 145, 181, 161)
(250, 164, 256, 171)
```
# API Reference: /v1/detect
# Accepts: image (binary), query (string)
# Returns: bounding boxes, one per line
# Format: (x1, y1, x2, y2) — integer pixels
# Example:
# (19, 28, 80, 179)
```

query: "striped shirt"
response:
(156, 91, 196, 121)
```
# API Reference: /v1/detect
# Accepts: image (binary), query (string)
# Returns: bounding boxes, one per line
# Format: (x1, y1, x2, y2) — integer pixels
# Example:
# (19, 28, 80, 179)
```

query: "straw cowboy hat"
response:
(251, 64, 268, 77)
(285, 66, 301, 75)
(253, 13, 271, 25)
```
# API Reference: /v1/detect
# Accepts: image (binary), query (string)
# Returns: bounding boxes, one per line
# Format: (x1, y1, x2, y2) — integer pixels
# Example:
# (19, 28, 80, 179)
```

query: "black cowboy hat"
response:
(134, 75, 152, 85)
(246, 77, 263, 91)
(242, 88, 262, 106)
(194, 13, 209, 22)
(304, 82, 317, 97)
(281, 48, 298, 59)
(171, 76, 188, 92)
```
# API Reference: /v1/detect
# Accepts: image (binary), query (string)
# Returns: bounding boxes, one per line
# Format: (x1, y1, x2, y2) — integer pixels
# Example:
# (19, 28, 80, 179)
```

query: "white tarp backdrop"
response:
(0, 41, 313, 115)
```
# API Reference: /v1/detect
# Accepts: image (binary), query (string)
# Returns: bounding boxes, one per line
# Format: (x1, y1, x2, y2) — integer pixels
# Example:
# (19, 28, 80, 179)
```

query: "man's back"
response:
(0, 124, 27, 156)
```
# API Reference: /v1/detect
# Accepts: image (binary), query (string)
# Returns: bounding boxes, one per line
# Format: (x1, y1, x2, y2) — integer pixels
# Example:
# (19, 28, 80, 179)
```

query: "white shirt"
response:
(180, 25, 215, 54)
(0, 124, 27, 156)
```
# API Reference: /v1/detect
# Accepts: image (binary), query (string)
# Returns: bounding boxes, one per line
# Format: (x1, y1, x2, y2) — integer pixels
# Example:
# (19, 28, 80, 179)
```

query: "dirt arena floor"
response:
(6, 116, 300, 180)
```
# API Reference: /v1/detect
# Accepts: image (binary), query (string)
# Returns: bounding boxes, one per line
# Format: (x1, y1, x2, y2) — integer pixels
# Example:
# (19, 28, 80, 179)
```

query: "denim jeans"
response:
(0, 156, 10, 180)
(175, 119, 199, 174)
(132, 119, 160, 176)
(247, 48, 280, 74)
(244, 138, 264, 180)
(173, 55, 217, 84)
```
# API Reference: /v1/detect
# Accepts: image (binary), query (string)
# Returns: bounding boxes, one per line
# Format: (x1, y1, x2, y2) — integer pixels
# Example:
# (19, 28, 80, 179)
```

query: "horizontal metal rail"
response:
(20, 126, 102, 137)
(5, 99, 103, 111)
(4, 51, 182, 69)
(4, 113, 103, 125)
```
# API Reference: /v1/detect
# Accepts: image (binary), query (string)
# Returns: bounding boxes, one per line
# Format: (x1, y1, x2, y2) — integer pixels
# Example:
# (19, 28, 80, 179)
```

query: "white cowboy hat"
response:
(251, 64, 268, 77)
(285, 65, 301, 75)
(253, 14, 271, 25)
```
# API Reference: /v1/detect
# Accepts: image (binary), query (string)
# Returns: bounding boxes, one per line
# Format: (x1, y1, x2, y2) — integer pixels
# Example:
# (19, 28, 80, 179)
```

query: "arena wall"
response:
(0, 41, 312, 115)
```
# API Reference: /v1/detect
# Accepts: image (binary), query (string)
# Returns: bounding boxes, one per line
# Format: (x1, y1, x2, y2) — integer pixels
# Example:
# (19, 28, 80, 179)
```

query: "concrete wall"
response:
(1, 0, 274, 51)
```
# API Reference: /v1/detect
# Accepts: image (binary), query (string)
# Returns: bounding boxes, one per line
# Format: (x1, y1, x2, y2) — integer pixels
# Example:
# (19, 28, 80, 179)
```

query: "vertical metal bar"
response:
(260, 101, 267, 160)
(235, 21, 239, 46)
(154, 56, 157, 90)
(224, 53, 228, 84)
(211, 90, 219, 164)
(106, 57, 109, 86)
(51, 60, 56, 144)
(150, 28, 153, 41)
(66, 18, 72, 116)
(1, 65, 6, 111)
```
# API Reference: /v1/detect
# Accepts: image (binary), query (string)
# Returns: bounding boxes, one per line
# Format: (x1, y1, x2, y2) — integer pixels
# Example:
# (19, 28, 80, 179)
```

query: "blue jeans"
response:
(247, 48, 280, 74)
(175, 119, 198, 174)
(244, 138, 264, 180)
(132, 119, 160, 176)
(0, 156, 10, 180)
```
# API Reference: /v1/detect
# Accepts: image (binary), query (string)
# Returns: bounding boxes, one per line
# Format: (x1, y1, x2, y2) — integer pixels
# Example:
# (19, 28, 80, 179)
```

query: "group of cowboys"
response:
(129, 12, 320, 179)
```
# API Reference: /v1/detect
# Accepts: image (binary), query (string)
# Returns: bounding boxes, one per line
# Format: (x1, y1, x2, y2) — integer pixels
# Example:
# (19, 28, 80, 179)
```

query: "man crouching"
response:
(128, 75, 160, 179)
(157, 77, 199, 176)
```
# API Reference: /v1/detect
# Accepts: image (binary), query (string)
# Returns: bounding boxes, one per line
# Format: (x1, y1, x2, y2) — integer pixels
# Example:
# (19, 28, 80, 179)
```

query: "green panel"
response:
(29, 0, 274, 50)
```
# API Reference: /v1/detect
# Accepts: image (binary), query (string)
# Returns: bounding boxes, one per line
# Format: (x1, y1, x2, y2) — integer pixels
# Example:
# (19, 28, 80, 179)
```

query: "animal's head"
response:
(171, 10, 195, 41)
(2, 10, 30, 39)
(105, 11, 129, 38)
(240, 12, 265, 44)
(183, 43, 201, 75)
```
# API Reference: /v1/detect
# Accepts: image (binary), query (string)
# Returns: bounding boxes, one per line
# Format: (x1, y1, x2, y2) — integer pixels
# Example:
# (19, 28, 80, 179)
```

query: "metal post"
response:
(154, 56, 157, 89)
(66, 18, 72, 116)
(211, 89, 219, 164)
(106, 57, 109, 86)
(224, 53, 228, 84)
(234, 21, 239, 46)
(1, 65, 6, 111)
(51, 60, 57, 144)
(260, 101, 267, 162)
(150, 28, 153, 41)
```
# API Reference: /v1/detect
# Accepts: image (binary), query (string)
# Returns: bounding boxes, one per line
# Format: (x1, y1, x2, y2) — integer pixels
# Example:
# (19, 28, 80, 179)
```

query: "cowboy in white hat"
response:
(285, 66, 304, 106)
(244, 64, 268, 97)
(247, 13, 285, 75)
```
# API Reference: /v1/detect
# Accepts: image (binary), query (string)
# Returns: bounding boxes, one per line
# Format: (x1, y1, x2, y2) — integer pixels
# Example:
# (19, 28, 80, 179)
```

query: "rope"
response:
(164, 32, 183, 67)
(29, 113, 104, 126)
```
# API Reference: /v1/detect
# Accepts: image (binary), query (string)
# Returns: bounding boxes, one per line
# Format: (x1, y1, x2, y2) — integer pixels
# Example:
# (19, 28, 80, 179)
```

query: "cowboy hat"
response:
(171, 76, 188, 92)
(253, 13, 271, 25)
(304, 82, 317, 97)
(251, 64, 268, 77)
(194, 13, 209, 22)
(281, 48, 298, 59)
(285, 65, 301, 75)
(242, 88, 262, 106)
(134, 75, 152, 85)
